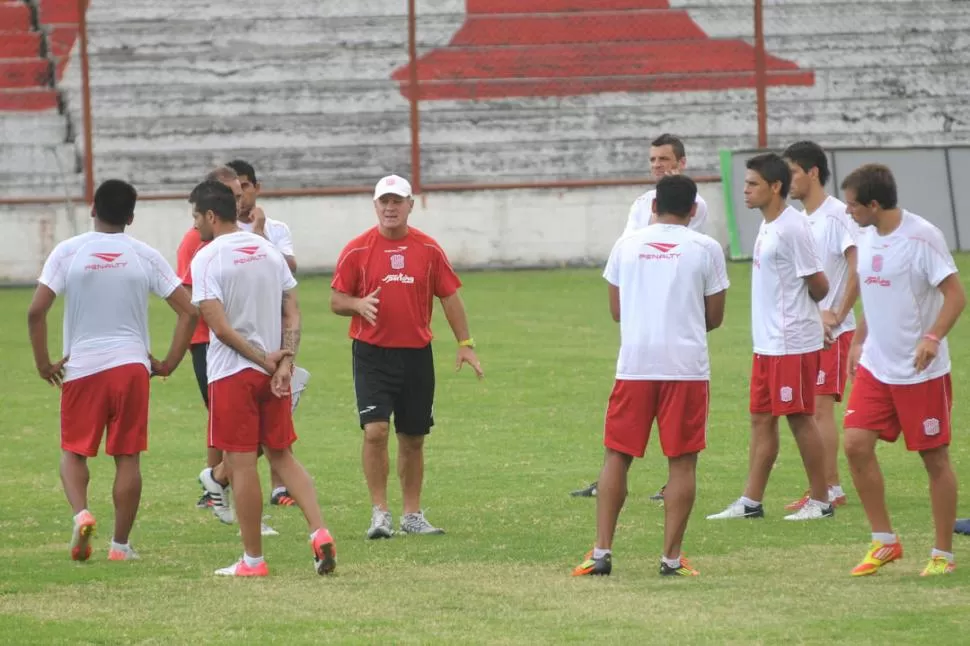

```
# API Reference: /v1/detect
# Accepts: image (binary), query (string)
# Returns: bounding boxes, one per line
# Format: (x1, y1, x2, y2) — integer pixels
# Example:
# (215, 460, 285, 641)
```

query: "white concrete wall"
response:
(0, 182, 727, 284)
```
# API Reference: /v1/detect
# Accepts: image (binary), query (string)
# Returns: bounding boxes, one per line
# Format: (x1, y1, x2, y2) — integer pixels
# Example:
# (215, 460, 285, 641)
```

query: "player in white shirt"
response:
(27, 179, 197, 562)
(188, 179, 336, 577)
(571, 134, 707, 501)
(839, 164, 965, 577)
(708, 153, 835, 522)
(572, 176, 729, 578)
(782, 141, 859, 512)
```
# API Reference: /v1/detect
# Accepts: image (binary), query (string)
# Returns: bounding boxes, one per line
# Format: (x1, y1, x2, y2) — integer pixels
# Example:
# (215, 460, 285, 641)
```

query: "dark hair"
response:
(651, 133, 686, 160)
(189, 180, 237, 222)
(226, 160, 257, 184)
(205, 165, 238, 183)
(93, 179, 137, 226)
(655, 175, 697, 218)
(746, 153, 792, 198)
(841, 164, 898, 209)
(783, 141, 830, 186)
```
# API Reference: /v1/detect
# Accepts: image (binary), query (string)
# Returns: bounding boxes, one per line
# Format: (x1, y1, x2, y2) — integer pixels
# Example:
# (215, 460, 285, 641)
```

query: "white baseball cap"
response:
(374, 174, 412, 200)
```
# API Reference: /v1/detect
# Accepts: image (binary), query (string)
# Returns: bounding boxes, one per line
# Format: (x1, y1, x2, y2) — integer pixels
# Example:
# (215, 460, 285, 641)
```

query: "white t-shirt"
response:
(604, 223, 729, 380)
(37, 231, 180, 382)
(751, 206, 825, 356)
(623, 189, 708, 235)
(856, 211, 957, 385)
(190, 231, 298, 383)
(238, 214, 294, 257)
(805, 195, 858, 338)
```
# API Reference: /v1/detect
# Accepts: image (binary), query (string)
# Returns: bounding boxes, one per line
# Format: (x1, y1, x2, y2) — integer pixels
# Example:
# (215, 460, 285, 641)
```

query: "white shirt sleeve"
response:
(38, 242, 70, 294)
(688, 197, 709, 233)
(917, 226, 958, 287)
(191, 251, 224, 305)
(621, 201, 640, 237)
(279, 253, 298, 291)
(831, 216, 856, 256)
(703, 239, 730, 296)
(603, 238, 623, 286)
(269, 221, 295, 257)
(145, 248, 181, 299)
(791, 219, 824, 278)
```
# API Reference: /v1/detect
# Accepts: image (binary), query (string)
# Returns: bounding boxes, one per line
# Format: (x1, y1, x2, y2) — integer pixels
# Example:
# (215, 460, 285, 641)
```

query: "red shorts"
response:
(208, 368, 296, 452)
(749, 351, 819, 417)
(603, 379, 708, 458)
(844, 366, 952, 452)
(817, 331, 853, 401)
(60, 363, 149, 457)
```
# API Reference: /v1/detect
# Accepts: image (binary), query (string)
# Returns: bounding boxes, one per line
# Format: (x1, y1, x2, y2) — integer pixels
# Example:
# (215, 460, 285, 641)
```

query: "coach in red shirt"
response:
(331, 174, 483, 539)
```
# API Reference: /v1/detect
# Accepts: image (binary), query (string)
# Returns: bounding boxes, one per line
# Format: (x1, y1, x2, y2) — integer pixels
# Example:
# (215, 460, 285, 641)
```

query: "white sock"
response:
(73, 509, 90, 523)
(873, 532, 897, 545)
(272, 486, 287, 497)
(662, 555, 681, 568)
(740, 496, 761, 508)
(931, 548, 955, 563)
(243, 553, 265, 568)
(829, 485, 845, 499)
(592, 547, 611, 559)
(110, 540, 129, 552)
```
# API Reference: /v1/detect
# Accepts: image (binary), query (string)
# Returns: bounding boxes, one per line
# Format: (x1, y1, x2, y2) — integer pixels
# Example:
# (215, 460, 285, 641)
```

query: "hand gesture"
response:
(456, 346, 484, 380)
(355, 287, 381, 325)
(270, 362, 293, 398)
(38, 356, 68, 387)
(847, 343, 862, 380)
(263, 349, 293, 375)
(914, 337, 940, 373)
(149, 354, 170, 378)
(251, 205, 267, 234)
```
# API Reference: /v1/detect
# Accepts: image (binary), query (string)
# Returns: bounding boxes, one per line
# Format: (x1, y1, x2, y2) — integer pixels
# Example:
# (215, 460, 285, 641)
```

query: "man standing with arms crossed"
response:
(782, 141, 859, 511)
(572, 133, 707, 500)
(708, 153, 834, 521)
(189, 180, 336, 576)
(331, 174, 484, 539)
(571, 175, 728, 577)
(840, 164, 964, 577)
(28, 179, 197, 561)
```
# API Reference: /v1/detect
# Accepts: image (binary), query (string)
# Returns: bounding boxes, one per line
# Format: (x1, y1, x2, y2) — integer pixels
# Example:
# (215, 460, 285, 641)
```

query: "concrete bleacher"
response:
(0, 0, 79, 198)
(30, 0, 970, 194)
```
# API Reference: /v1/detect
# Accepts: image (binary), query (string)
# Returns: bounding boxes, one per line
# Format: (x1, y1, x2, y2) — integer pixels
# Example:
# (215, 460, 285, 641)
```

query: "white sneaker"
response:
(400, 511, 445, 535)
(366, 506, 393, 539)
(214, 559, 268, 577)
(784, 499, 834, 520)
(199, 468, 235, 524)
(706, 499, 765, 520)
(291, 366, 310, 413)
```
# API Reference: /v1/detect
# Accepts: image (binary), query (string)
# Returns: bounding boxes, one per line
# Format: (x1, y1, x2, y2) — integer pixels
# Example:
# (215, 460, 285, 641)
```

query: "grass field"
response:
(2, 262, 970, 645)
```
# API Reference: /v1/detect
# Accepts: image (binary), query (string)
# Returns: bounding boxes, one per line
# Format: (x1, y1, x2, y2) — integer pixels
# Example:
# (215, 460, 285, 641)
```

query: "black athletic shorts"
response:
(190, 342, 209, 408)
(352, 340, 435, 436)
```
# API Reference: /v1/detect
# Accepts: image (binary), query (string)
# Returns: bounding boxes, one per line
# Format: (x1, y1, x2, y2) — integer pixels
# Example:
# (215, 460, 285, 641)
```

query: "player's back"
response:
(192, 231, 292, 380)
(607, 224, 726, 380)
(41, 231, 177, 380)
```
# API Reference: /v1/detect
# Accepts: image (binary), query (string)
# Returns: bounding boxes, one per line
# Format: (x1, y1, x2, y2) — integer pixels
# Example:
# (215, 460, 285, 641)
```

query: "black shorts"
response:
(352, 340, 435, 436)
(190, 342, 209, 408)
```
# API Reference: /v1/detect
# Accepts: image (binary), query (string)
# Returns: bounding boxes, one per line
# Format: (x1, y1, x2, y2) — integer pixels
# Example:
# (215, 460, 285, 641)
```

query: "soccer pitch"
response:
(1, 263, 969, 645)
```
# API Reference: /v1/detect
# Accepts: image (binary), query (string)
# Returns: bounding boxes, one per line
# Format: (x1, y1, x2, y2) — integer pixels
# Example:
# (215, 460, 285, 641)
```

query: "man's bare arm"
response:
(157, 286, 198, 373)
(199, 299, 275, 371)
(281, 288, 302, 359)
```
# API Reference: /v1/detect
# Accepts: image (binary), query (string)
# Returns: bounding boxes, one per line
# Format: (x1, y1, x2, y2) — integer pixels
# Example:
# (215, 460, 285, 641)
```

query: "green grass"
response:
(2, 262, 970, 645)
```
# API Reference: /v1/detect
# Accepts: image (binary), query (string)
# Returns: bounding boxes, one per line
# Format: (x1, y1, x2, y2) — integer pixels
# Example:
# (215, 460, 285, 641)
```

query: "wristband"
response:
(923, 333, 941, 344)
(458, 338, 476, 349)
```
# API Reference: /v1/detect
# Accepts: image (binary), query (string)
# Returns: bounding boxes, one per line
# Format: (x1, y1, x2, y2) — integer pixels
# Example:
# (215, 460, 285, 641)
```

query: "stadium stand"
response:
(3, 0, 970, 196)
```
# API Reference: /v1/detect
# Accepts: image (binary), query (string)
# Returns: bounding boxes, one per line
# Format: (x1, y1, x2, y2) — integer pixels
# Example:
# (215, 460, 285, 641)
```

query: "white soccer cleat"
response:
(291, 366, 310, 413)
(783, 499, 834, 521)
(706, 499, 765, 520)
(366, 506, 394, 539)
(199, 468, 235, 524)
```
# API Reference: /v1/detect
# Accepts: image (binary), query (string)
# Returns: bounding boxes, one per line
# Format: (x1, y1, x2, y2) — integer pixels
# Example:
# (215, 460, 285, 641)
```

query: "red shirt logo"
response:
(91, 252, 122, 263)
(85, 252, 127, 271)
(640, 242, 681, 260)
(235, 246, 261, 255)
(233, 245, 267, 265)
(645, 242, 678, 253)
(871, 254, 883, 272)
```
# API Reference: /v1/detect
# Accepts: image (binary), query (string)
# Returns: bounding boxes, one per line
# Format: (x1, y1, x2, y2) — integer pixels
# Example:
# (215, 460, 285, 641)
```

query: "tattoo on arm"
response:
(283, 328, 301, 355)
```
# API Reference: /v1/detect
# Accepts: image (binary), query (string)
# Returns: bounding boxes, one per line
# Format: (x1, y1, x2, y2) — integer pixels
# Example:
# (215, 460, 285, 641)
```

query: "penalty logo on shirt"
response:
(390, 254, 405, 270)
(871, 255, 883, 272)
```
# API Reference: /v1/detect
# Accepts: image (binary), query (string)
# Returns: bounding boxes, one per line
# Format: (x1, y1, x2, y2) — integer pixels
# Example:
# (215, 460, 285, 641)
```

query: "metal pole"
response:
(407, 0, 422, 194)
(754, 0, 768, 148)
(78, 0, 95, 204)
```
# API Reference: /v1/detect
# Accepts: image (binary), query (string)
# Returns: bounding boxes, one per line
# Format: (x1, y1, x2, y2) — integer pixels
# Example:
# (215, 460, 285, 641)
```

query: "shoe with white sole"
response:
(706, 499, 765, 520)
(783, 498, 834, 520)
(199, 467, 235, 524)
